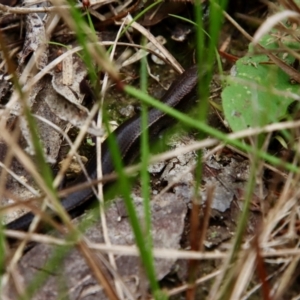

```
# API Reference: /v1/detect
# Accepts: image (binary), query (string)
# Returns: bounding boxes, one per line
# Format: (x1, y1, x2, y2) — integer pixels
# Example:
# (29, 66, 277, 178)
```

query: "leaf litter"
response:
(1, 0, 300, 299)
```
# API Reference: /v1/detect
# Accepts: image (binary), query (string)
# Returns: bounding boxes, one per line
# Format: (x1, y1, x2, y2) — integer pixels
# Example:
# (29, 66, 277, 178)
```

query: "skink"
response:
(6, 65, 199, 232)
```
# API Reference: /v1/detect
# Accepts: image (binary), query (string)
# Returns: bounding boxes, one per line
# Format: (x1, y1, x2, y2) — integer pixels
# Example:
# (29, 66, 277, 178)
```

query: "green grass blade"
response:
(139, 41, 161, 296)
(102, 110, 164, 297)
(124, 84, 299, 174)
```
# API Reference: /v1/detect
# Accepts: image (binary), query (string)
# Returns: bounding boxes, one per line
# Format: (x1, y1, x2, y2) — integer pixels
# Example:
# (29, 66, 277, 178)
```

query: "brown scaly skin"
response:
(6, 65, 199, 232)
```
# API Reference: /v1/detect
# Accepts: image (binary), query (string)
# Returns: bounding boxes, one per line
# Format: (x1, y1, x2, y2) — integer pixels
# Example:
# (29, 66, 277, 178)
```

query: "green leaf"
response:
(222, 32, 300, 132)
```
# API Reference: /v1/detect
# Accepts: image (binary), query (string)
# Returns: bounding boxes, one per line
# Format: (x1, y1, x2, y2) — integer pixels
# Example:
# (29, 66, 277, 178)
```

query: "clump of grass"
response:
(2, 0, 300, 299)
